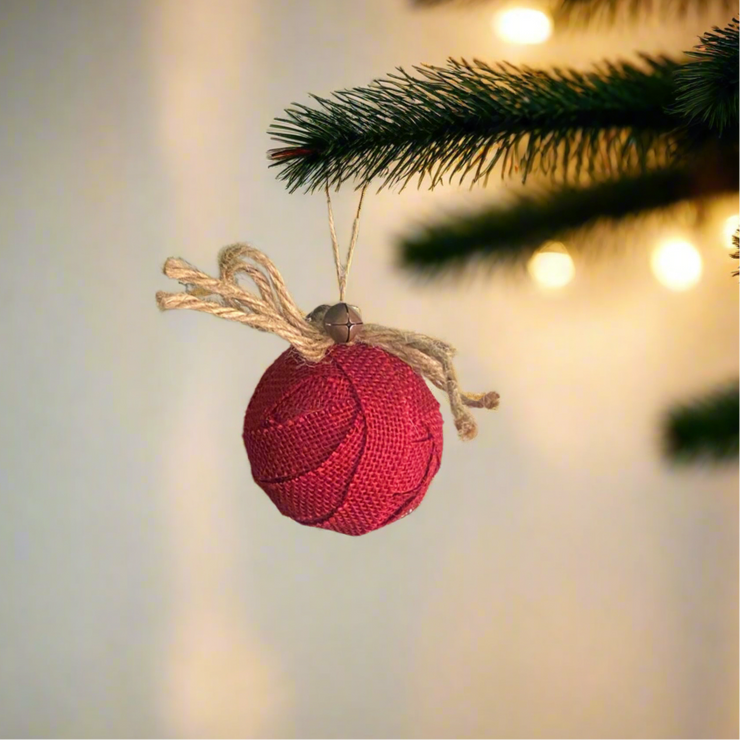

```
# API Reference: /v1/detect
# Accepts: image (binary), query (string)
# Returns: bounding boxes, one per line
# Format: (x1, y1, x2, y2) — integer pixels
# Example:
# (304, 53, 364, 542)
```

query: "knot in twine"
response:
(156, 244, 499, 440)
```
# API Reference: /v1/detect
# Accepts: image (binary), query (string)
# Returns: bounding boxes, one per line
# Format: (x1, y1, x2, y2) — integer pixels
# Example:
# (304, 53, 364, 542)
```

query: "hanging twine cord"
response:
(156, 243, 498, 441)
(326, 183, 366, 301)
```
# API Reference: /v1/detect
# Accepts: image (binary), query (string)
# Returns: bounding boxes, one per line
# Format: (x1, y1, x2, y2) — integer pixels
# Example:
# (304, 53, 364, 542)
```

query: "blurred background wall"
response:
(0, 0, 737, 737)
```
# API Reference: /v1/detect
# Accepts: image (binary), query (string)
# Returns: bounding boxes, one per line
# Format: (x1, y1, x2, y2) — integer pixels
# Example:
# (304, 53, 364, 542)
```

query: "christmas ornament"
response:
(156, 187, 498, 536)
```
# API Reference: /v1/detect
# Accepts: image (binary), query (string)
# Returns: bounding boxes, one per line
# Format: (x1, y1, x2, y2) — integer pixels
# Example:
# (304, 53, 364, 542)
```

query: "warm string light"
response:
(525, 218, 735, 291)
(493, 6, 553, 45)
(650, 238, 702, 291)
(527, 242, 575, 289)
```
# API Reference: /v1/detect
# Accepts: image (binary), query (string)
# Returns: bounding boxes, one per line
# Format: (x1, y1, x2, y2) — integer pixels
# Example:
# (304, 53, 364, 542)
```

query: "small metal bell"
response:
(323, 302, 363, 344)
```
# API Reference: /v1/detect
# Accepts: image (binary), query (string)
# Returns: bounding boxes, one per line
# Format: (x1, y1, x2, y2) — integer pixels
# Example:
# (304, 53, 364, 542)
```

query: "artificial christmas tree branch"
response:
(269, 9, 738, 468)
(673, 18, 739, 134)
(664, 383, 739, 462)
(553, 0, 732, 23)
(411, 0, 734, 25)
(399, 164, 738, 273)
(268, 57, 680, 193)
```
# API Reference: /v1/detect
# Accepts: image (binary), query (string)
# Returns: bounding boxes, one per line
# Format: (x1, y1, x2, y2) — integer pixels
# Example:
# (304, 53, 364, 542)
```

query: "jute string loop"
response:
(326, 183, 367, 301)
(156, 243, 498, 440)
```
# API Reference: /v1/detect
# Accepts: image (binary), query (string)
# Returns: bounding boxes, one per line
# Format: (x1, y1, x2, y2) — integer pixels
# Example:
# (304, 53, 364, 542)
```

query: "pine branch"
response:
(399, 164, 738, 273)
(673, 18, 739, 134)
(554, 0, 732, 23)
(411, 0, 733, 21)
(268, 57, 680, 193)
(664, 383, 739, 463)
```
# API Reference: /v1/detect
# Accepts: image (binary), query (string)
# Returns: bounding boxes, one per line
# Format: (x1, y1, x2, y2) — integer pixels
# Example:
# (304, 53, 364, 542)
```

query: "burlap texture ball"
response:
(243, 343, 444, 535)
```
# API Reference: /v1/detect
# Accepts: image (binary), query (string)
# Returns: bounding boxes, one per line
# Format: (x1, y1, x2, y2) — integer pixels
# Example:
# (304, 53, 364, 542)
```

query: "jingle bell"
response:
(323, 302, 363, 343)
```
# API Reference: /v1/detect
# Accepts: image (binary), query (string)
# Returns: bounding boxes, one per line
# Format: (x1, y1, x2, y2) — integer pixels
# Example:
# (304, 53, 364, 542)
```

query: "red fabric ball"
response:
(243, 343, 444, 536)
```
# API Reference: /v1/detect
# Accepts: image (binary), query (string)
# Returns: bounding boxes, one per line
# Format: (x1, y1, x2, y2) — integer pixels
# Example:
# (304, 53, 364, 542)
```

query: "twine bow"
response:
(156, 244, 498, 440)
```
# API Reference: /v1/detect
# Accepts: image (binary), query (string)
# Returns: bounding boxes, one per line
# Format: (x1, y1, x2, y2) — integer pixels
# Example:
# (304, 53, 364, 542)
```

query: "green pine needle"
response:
(399, 167, 737, 273)
(412, 0, 731, 13)
(554, 0, 732, 23)
(673, 18, 739, 133)
(664, 383, 739, 463)
(268, 57, 680, 193)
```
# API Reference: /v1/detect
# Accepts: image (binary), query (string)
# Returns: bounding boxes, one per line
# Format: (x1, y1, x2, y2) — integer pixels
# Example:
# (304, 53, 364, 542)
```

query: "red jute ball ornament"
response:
(157, 237, 498, 538)
(243, 343, 443, 536)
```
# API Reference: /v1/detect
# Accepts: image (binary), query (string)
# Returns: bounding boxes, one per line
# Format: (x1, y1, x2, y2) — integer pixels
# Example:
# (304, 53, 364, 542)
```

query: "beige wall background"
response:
(0, 0, 737, 737)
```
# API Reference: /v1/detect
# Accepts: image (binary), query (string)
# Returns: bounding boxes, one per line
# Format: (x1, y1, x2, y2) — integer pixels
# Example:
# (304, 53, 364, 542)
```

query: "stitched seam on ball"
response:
(250, 410, 362, 485)
(392, 440, 436, 496)
(431, 447, 442, 477)
(245, 357, 348, 431)
(245, 370, 317, 430)
(381, 432, 439, 527)
(249, 398, 352, 434)
(397, 361, 417, 491)
(380, 493, 422, 527)
(409, 433, 433, 444)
